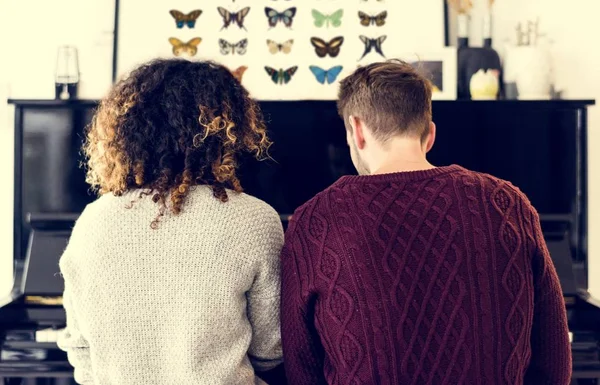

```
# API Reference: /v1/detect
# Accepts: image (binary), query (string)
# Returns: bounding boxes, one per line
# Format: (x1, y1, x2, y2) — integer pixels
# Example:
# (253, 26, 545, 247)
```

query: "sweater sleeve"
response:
(246, 211, 285, 372)
(57, 254, 95, 385)
(280, 211, 327, 385)
(524, 208, 572, 385)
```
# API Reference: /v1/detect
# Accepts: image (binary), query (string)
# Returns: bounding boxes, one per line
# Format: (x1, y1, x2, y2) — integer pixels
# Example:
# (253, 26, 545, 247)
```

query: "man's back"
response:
(281, 165, 571, 385)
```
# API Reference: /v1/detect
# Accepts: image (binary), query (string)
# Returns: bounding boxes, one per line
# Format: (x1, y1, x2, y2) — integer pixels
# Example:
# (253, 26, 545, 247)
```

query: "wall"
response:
(0, 1, 15, 297)
(460, 0, 600, 297)
(0, 0, 598, 297)
(0, 0, 115, 296)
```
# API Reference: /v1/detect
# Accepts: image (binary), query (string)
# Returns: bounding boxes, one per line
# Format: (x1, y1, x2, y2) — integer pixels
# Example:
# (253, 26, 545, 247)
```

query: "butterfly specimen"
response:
(310, 36, 344, 58)
(219, 39, 248, 55)
(217, 7, 250, 30)
(264, 66, 298, 85)
(309, 65, 344, 84)
(265, 7, 297, 28)
(168, 37, 202, 57)
(358, 35, 387, 60)
(312, 9, 343, 28)
(169, 10, 202, 28)
(266, 39, 294, 54)
(358, 11, 387, 27)
(231, 66, 248, 82)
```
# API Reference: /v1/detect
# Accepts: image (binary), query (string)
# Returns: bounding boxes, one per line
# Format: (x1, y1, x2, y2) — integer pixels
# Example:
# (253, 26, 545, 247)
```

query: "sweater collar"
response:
(338, 164, 465, 184)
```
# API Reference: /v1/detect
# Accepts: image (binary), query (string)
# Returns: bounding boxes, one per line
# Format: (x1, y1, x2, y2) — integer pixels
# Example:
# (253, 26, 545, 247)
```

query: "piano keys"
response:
(0, 220, 73, 384)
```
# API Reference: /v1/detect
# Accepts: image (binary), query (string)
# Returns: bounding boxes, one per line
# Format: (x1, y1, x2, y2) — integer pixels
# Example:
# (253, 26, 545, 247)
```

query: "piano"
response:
(1, 99, 599, 384)
(0, 215, 75, 384)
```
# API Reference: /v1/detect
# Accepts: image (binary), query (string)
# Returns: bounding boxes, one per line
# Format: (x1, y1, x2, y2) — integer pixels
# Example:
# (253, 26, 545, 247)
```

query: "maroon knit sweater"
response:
(280, 165, 571, 385)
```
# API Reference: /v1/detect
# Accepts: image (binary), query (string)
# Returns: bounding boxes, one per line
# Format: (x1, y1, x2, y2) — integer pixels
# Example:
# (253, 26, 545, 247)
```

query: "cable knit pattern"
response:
(58, 186, 284, 385)
(281, 165, 571, 385)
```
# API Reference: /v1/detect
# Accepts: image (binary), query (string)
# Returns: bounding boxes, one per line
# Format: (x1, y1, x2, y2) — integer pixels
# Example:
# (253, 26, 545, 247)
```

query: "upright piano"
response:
(1, 99, 599, 384)
(0, 215, 74, 383)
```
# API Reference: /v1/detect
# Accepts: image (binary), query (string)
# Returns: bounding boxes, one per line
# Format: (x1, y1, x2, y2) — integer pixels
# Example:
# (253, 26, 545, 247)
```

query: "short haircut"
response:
(337, 59, 433, 142)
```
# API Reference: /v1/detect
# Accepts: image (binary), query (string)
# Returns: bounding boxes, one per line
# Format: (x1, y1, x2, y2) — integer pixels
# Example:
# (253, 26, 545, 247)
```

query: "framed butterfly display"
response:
(115, 0, 448, 101)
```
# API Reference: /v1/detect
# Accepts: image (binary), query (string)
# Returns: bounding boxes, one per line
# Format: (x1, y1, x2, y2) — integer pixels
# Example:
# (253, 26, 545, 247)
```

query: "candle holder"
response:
(449, 0, 503, 99)
(54, 46, 80, 100)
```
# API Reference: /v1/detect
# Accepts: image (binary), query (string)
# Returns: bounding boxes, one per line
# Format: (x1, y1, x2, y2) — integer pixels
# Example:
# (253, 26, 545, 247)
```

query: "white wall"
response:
(0, 85, 12, 297)
(0, 1, 15, 297)
(463, 0, 600, 297)
(0, 0, 598, 297)
(0, 0, 115, 296)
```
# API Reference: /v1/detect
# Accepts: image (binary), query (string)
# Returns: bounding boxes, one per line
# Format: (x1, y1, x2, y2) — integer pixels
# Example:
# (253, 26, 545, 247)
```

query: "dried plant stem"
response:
(447, 0, 473, 14)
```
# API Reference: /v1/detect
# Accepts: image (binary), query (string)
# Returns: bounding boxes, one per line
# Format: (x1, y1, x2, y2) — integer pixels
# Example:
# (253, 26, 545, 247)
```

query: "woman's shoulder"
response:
(75, 188, 282, 235)
(225, 192, 284, 254)
(75, 192, 130, 224)
(186, 188, 283, 250)
(227, 190, 279, 217)
(230, 192, 282, 235)
(185, 187, 279, 221)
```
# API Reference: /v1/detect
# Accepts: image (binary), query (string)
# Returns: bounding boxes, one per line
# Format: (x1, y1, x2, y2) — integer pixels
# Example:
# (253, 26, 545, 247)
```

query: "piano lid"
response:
(541, 220, 578, 297)
(546, 238, 578, 296)
(9, 213, 582, 300)
(20, 214, 79, 297)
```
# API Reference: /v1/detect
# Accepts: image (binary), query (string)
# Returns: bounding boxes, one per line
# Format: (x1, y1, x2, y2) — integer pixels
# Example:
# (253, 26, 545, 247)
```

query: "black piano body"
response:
(0, 216, 74, 384)
(1, 99, 599, 384)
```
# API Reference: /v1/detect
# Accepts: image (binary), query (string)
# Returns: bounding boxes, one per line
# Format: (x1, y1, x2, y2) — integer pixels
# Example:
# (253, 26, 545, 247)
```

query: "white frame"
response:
(115, 0, 447, 101)
(393, 48, 457, 101)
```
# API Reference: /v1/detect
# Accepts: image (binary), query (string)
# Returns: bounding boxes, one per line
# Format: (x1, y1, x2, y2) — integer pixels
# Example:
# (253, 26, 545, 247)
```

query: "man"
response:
(280, 60, 571, 385)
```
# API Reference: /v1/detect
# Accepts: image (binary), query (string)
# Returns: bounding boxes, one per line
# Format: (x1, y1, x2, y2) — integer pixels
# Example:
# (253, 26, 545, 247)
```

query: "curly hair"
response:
(84, 58, 271, 227)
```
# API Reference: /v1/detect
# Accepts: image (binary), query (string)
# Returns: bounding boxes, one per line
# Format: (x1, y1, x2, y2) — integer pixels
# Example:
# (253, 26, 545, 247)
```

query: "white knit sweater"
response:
(57, 187, 284, 385)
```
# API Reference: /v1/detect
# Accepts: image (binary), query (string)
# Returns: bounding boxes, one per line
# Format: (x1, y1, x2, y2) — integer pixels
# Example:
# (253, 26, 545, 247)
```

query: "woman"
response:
(57, 59, 284, 384)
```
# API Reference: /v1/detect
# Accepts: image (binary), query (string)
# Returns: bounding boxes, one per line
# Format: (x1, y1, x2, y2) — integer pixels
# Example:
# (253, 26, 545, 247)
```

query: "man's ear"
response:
(349, 115, 367, 150)
(425, 121, 436, 153)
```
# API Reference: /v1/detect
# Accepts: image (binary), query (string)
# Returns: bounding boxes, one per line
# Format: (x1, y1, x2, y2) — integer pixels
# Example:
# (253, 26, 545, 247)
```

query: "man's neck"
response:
(368, 139, 434, 175)
(372, 159, 434, 175)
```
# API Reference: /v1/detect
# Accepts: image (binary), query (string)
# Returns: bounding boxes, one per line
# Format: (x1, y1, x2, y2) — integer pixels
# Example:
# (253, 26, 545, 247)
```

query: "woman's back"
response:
(57, 58, 283, 384)
(59, 187, 283, 384)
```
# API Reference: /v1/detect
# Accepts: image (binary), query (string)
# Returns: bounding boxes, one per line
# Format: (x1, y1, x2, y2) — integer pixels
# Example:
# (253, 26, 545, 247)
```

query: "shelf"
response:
(433, 100, 596, 109)
(7, 99, 99, 108)
(7, 98, 596, 108)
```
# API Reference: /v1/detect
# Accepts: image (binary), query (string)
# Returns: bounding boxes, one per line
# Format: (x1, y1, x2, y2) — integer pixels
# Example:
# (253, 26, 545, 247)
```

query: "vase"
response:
(458, 47, 502, 99)
(457, 12, 503, 99)
(470, 69, 500, 100)
(506, 46, 552, 100)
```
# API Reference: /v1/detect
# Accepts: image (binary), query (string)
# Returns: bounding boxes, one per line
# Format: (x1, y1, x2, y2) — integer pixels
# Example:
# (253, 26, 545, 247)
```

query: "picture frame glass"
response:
(116, 0, 447, 100)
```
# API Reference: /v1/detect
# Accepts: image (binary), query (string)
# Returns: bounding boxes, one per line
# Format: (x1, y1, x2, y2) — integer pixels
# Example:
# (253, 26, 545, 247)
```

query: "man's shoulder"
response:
(457, 167, 535, 209)
(290, 179, 346, 224)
